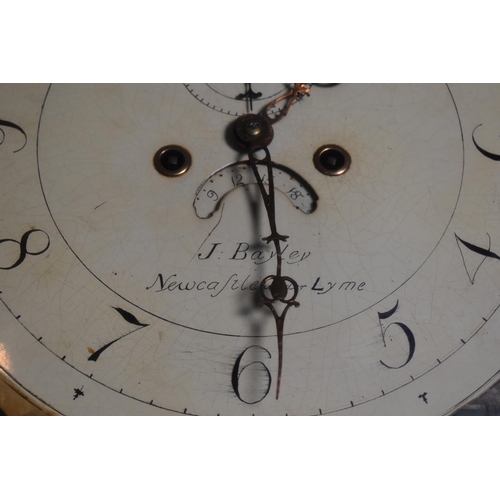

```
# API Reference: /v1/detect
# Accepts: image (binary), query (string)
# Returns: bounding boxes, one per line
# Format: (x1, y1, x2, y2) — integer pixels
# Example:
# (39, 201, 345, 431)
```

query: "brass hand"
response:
(233, 84, 310, 398)
(262, 83, 311, 124)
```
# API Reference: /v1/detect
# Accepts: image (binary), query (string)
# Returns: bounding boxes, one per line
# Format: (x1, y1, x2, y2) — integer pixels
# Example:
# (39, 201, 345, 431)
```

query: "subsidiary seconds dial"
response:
(184, 83, 293, 115)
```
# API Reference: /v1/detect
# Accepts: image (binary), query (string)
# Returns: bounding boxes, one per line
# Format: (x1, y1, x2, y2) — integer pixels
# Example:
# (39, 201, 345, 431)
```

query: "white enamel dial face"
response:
(1, 83, 500, 415)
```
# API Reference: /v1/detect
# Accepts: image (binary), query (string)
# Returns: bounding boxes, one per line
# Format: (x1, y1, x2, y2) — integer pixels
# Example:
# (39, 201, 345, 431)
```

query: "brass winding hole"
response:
(313, 144, 351, 176)
(153, 145, 192, 177)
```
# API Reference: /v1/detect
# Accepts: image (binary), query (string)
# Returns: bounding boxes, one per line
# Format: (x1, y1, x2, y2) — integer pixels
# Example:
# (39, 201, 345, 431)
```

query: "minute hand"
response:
(233, 84, 310, 399)
(247, 143, 300, 399)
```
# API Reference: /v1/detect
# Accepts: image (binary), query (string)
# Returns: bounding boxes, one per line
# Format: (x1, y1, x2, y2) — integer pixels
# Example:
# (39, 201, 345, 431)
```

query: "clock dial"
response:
(1, 83, 500, 415)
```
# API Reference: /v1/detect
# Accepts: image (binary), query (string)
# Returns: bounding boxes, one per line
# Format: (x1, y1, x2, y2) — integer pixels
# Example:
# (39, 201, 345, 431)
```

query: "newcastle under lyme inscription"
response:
(146, 273, 366, 297)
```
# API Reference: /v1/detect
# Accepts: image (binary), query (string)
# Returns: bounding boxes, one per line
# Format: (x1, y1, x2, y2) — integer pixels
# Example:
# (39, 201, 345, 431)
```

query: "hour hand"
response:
(262, 230, 288, 244)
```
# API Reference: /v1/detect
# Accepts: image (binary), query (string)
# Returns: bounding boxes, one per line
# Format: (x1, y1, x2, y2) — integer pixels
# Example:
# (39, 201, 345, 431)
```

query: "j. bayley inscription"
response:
(197, 241, 311, 265)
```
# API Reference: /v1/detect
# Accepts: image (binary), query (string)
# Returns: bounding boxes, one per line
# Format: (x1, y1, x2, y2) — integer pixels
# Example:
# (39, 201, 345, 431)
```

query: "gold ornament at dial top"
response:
(1, 83, 500, 415)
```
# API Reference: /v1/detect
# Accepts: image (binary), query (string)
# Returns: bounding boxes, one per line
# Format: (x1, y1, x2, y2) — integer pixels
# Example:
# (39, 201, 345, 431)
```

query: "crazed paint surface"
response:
(2, 84, 500, 415)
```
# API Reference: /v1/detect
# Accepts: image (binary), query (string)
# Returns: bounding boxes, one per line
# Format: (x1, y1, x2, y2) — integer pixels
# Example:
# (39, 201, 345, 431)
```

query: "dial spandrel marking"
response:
(418, 392, 428, 404)
(73, 386, 84, 400)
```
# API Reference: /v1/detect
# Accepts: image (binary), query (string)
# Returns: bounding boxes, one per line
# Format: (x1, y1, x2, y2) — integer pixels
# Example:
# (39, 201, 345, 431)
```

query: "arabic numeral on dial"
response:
(472, 124, 500, 161)
(286, 188, 304, 200)
(231, 345, 272, 404)
(455, 233, 500, 284)
(0, 119, 27, 153)
(88, 307, 149, 361)
(378, 300, 416, 369)
(232, 173, 244, 187)
(0, 229, 50, 270)
(207, 190, 219, 201)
